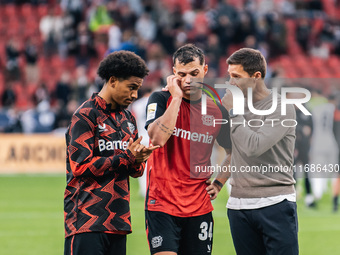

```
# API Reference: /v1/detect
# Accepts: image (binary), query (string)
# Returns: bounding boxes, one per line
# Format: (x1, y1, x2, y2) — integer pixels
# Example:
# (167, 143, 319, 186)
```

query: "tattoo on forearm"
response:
(156, 120, 173, 135)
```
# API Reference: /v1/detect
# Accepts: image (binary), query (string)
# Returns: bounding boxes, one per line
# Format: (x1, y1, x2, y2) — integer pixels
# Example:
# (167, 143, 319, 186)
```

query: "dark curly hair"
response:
(172, 44, 205, 66)
(97, 51, 149, 81)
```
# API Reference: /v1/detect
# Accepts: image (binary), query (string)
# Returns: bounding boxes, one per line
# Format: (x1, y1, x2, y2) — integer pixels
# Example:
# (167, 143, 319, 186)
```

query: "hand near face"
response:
(127, 137, 160, 163)
(162, 75, 183, 99)
(222, 89, 234, 111)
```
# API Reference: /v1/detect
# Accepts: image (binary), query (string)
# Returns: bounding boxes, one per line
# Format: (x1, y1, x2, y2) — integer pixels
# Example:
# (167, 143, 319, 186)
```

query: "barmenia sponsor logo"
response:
(172, 127, 213, 144)
(99, 139, 129, 151)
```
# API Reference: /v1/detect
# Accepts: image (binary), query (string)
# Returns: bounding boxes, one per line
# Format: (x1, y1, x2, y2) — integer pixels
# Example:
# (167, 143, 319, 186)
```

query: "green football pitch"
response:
(1, 175, 340, 255)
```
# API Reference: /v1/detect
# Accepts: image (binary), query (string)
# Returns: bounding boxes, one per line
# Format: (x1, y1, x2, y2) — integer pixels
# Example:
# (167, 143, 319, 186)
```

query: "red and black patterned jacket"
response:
(64, 93, 144, 238)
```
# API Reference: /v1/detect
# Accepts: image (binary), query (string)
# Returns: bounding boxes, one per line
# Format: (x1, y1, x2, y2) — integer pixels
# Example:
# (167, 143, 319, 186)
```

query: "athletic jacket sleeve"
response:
(66, 109, 141, 178)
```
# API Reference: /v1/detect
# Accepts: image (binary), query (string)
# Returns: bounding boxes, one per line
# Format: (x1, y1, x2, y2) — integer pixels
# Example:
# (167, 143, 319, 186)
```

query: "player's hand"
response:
(164, 75, 183, 99)
(222, 88, 233, 111)
(127, 137, 160, 163)
(127, 136, 145, 155)
(206, 179, 222, 200)
(134, 144, 160, 163)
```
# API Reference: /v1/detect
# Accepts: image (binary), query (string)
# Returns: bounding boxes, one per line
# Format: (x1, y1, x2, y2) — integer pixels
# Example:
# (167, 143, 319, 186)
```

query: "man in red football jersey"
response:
(144, 44, 232, 255)
(64, 51, 159, 255)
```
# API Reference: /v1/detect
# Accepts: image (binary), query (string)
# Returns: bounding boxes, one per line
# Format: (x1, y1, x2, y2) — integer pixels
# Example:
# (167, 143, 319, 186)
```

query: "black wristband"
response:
(213, 179, 224, 190)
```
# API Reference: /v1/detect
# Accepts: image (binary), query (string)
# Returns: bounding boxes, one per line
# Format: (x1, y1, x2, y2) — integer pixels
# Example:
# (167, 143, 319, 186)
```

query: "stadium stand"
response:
(1, 0, 340, 132)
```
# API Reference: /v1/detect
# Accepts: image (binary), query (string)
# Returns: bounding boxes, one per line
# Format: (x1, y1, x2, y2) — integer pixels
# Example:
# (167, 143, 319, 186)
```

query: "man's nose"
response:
(131, 90, 138, 99)
(184, 75, 192, 84)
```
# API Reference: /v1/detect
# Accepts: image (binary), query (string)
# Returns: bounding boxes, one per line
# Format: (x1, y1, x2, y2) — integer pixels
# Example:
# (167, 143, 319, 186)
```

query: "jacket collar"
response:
(92, 93, 126, 114)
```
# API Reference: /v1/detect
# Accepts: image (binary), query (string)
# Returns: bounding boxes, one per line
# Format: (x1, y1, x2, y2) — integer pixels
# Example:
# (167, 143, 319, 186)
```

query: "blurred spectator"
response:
(1, 82, 16, 108)
(107, 22, 122, 52)
(334, 25, 340, 55)
(115, 3, 138, 31)
(267, 13, 287, 58)
(215, 14, 234, 55)
(115, 29, 139, 54)
(58, 10, 76, 59)
(135, 13, 157, 42)
(88, 2, 113, 32)
(296, 17, 312, 52)
(39, 8, 63, 57)
(255, 16, 269, 43)
(33, 82, 50, 106)
(55, 71, 73, 106)
(74, 65, 89, 104)
(233, 12, 256, 44)
(60, 0, 84, 29)
(289, 91, 314, 207)
(128, 0, 144, 16)
(278, 0, 296, 18)
(310, 39, 330, 59)
(205, 33, 222, 74)
(145, 42, 170, 84)
(106, 1, 122, 23)
(257, 0, 275, 16)
(244, 35, 258, 49)
(309, 90, 338, 202)
(308, 0, 323, 11)
(194, 25, 209, 52)
(319, 19, 335, 42)
(53, 99, 78, 132)
(24, 38, 39, 84)
(21, 100, 56, 133)
(2, 108, 22, 133)
(75, 22, 96, 67)
(5, 39, 21, 82)
(332, 96, 340, 212)
(170, 5, 185, 29)
(217, 0, 239, 24)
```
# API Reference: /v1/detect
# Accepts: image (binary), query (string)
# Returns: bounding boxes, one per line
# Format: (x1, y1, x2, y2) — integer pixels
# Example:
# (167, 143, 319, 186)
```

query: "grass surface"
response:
(0, 175, 340, 254)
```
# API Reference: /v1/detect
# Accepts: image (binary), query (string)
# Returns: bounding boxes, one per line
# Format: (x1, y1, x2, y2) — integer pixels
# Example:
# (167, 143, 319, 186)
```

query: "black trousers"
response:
(228, 199, 299, 255)
(64, 232, 126, 255)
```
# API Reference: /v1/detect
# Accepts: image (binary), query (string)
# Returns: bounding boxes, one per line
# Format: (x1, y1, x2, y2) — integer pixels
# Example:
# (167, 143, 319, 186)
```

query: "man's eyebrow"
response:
(178, 69, 200, 74)
(129, 83, 141, 87)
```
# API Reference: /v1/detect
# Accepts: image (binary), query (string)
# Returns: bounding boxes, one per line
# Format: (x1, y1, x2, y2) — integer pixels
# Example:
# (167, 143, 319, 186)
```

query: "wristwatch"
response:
(229, 108, 238, 118)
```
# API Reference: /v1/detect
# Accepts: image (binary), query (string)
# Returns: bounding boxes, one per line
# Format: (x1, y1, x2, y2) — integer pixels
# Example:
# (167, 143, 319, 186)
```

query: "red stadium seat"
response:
(4, 4, 17, 18)
(37, 5, 48, 19)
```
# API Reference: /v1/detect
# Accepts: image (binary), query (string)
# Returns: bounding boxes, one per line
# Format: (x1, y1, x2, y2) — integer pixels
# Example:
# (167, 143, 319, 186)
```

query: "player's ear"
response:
(108, 76, 118, 88)
(204, 64, 208, 75)
(253, 71, 262, 79)
(173, 66, 177, 75)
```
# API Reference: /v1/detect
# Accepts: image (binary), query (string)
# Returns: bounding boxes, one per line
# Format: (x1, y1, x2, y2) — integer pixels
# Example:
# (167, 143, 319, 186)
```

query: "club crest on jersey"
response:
(151, 236, 163, 248)
(98, 123, 108, 132)
(127, 122, 135, 134)
(202, 115, 214, 126)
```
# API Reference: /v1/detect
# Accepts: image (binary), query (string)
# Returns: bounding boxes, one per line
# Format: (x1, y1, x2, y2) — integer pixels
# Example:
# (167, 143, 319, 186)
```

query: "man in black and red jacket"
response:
(64, 51, 159, 255)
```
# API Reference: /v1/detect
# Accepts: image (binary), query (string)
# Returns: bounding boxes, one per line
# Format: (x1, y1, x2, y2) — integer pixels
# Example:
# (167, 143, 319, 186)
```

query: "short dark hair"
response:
(227, 48, 267, 78)
(97, 51, 149, 81)
(173, 44, 205, 66)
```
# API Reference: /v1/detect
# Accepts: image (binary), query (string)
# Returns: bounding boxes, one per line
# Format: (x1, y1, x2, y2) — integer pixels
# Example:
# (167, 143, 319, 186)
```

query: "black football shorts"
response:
(145, 210, 214, 255)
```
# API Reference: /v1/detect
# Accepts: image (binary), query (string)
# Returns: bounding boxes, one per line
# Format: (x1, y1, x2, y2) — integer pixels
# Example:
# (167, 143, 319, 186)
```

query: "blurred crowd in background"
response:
(1, 0, 340, 134)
